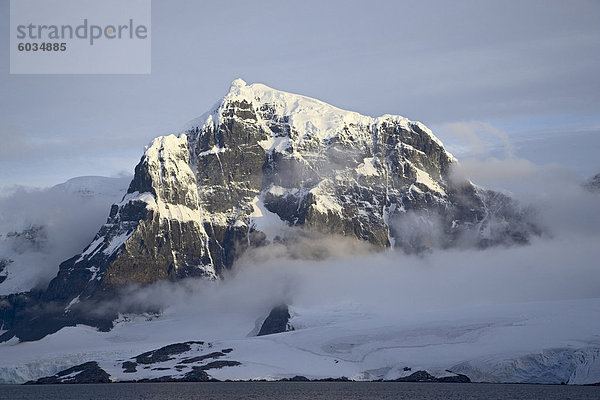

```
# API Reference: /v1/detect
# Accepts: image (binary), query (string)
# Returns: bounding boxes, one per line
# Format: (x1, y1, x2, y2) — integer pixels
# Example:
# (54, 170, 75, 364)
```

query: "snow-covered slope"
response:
(1, 298, 598, 384)
(0, 176, 130, 295)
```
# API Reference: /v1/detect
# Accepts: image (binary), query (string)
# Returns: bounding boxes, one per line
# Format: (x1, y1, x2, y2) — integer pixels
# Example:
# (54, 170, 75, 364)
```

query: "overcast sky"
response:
(1, 0, 599, 189)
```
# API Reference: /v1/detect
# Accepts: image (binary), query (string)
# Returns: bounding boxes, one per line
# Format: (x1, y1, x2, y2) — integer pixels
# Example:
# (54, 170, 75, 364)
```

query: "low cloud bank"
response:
(97, 229, 599, 329)
(104, 161, 600, 323)
(3, 157, 598, 325)
(0, 177, 129, 293)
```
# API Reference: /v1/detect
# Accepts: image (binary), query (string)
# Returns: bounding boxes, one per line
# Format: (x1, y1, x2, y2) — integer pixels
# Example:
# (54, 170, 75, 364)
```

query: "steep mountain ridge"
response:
(0, 80, 537, 341)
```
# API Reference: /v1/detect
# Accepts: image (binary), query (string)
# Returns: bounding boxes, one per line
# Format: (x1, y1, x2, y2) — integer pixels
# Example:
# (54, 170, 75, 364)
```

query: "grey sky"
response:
(1, 0, 599, 188)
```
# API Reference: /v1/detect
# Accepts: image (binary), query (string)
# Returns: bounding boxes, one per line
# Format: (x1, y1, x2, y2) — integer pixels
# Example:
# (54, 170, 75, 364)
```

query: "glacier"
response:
(0, 297, 599, 384)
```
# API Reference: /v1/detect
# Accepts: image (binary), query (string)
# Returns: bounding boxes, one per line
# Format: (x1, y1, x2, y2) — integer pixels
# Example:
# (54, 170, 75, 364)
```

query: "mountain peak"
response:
(185, 80, 450, 161)
(0, 81, 539, 342)
(229, 77, 247, 92)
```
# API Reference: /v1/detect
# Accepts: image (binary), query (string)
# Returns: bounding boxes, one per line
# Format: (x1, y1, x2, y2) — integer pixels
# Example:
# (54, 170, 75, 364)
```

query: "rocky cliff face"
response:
(0, 79, 538, 341)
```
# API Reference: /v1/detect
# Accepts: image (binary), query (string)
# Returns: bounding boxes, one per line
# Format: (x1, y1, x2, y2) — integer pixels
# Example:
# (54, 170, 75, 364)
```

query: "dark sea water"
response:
(1, 382, 599, 400)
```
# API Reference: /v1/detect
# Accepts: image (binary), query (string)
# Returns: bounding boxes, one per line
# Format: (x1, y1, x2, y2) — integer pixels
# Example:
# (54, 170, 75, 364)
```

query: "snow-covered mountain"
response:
(1, 80, 539, 342)
(5, 80, 588, 386)
(4, 80, 537, 337)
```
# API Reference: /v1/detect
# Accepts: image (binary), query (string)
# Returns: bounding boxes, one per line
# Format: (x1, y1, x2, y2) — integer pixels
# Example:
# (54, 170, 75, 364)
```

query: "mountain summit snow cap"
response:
(229, 78, 247, 92)
(222, 78, 253, 104)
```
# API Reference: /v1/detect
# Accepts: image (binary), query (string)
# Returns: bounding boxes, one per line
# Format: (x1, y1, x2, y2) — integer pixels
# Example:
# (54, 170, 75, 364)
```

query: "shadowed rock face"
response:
(257, 305, 293, 336)
(0, 80, 539, 342)
(25, 361, 110, 384)
(135, 342, 202, 364)
(0, 259, 10, 284)
(391, 370, 471, 383)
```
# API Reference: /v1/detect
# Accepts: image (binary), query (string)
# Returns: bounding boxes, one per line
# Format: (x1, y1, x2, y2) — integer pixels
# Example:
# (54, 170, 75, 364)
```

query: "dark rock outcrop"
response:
(121, 361, 137, 373)
(391, 370, 471, 383)
(0, 288, 113, 342)
(179, 367, 212, 382)
(134, 341, 205, 364)
(315, 376, 351, 382)
(25, 361, 110, 384)
(27, 340, 242, 384)
(394, 370, 437, 382)
(181, 351, 225, 364)
(289, 375, 310, 381)
(0, 290, 44, 337)
(201, 360, 242, 370)
(257, 304, 293, 336)
(0, 258, 11, 284)
(438, 374, 471, 383)
(139, 361, 240, 383)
